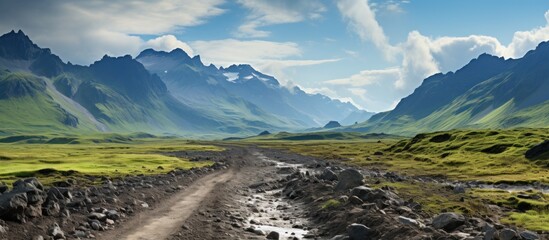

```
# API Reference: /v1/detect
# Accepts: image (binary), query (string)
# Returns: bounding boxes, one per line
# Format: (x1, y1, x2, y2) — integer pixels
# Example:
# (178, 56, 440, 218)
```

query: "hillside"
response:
(0, 30, 361, 136)
(347, 41, 549, 135)
(137, 49, 359, 128)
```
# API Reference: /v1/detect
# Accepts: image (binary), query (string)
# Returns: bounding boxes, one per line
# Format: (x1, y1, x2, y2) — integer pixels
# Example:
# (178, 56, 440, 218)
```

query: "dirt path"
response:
(103, 169, 236, 240)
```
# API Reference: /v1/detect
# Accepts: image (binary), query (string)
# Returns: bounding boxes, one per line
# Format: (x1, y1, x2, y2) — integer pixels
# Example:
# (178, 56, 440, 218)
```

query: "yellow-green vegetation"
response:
(0, 133, 222, 185)
(244, 128, 549, 231)
(321, 199, 342, 209)
(470, 189, 549, 231)
(252, 128, 549, 184)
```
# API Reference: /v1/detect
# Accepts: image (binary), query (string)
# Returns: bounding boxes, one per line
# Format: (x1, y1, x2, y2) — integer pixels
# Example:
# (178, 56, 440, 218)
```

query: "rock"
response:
(32, 236, 44, 240)
(106, 218, 115, 225)
(0, 224, 5, 233)
(431, 212, 465, 232)
(397, 216, 421, 228)
(519, 230, 539, 240)
(319, 168, 338, 181)
(43, 201, 60, 216)
(74, 230, 86, 238)
(266, 231, 280, 239)
(335, 169, 363, 191)
(0, 191, 28, 222)
(482, 223, 497, 240)
(0, 185, 7, 194)
(253, 229, 266, 236)
(453, 185, 466, 194)
(498, 228, 519, 240)
(349, 196, 364, 205)
(346, 223, 370, 240)
(88, 212, 107, 221)
(90, 220, 102, 230)
(106, 210, 120, 220)
(48, 223, 65, 239)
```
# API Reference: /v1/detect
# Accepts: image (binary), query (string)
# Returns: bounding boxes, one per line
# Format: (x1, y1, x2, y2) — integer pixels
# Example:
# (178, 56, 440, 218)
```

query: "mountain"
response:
(0, 30, 224, 135)
(339, 110, 375, 126)
(136, 49, 359, 128)
(0, 30, 360, 136)
(347, 41, 549, 135)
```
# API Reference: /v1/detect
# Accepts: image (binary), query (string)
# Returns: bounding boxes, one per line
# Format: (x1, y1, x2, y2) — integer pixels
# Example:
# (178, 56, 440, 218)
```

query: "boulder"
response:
(0, 185, 7, 194)
(346, 223, 371, 240)
(482, 223, 497, 240)
(519, 230, 539, 240)
(106, 210, 120, 220)
(335, 169, 363, 191)
(498, 228, 519, 240)
(319, 168, 338, 181)
(431, 212, 465, 232)
(88, 212, 107, 221)
(351, 186, 400, 204)
(266, 231, 280, 239)
(48, 223, 65, 239)
(0, 191, 28, 222)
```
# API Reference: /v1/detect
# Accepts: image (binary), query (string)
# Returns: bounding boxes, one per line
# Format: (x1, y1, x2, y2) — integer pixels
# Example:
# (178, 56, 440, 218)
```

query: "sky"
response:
(1, 0, 549, 112)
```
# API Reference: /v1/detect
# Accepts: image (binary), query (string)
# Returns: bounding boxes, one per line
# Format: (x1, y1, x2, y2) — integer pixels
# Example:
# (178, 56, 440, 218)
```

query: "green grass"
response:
(0, 134, 222, 185)
(232, 131, 402, 141)
(321, 199, 342, 209)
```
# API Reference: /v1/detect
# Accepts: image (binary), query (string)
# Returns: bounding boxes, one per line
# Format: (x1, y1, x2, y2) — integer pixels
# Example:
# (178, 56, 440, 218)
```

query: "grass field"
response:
(0, 133, 222, 185)
(244, 128, 549, 231)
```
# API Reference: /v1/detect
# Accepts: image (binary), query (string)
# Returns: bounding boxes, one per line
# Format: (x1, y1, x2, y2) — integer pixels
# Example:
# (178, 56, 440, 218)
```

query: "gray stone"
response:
(453, 185, 466, 194)
(266, 231, 280, 239)
(519, 230, 539, 240)
(431, 212, 465, 232)
(32, 236, 44, 240)
(0, 191, 28, 222)
(106, 210, 120, 220)
(335, 169, 363, 191)
(482, 223, 496, 240)
(48, 223, 65, 239)
(253, 229, 266, 236)
(498, 228, 519, 240)
(349, 196, 364, 205)
(74, 230, 86, 238)
(90, 220, 102, 231)
(397, 216, 421, 228)
(88, 212, 107, 221)
(319, 168, 338, 181)
(0, 224, 6, 233)
(346, 223, 370, 240)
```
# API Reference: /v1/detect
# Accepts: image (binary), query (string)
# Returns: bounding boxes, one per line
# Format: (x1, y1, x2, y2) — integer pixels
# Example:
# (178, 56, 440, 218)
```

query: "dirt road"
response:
(104, 169, 236, 240)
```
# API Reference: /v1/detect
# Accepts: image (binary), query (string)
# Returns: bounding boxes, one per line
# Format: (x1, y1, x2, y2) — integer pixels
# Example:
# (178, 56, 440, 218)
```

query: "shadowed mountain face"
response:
(0, 30, 363, 136)
(348, 41, 549, 136)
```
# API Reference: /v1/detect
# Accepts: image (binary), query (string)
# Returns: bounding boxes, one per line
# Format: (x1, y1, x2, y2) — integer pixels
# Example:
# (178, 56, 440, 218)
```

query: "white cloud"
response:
(326, 68, 400, 87)
(236, 0, 326, 37)
(334, 3, 549, 112)
(0, 0, 225, 64)
(337, 0, 399, 60)
(143, 35, 195, 56)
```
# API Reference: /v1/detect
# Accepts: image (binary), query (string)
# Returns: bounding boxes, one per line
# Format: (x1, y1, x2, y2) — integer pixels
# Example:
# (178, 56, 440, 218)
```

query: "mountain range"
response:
(345, 41, 549, 135)
(0, 30, 370, 137)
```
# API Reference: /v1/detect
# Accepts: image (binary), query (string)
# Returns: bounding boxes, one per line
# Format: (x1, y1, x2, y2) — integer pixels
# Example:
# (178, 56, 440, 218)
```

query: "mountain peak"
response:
(136, 48, 192, 61)
(0, 29, 45, 60)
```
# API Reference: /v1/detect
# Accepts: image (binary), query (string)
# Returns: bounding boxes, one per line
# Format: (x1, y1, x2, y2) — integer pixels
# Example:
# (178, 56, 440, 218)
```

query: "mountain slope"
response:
(348, 41, 549, 135)
(136, 49, 359, 128)
(0, 30, 224, 135)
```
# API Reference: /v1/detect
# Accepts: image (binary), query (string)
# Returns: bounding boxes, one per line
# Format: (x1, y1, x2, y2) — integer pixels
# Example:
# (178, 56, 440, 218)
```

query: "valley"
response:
(0, 131, 547, 239)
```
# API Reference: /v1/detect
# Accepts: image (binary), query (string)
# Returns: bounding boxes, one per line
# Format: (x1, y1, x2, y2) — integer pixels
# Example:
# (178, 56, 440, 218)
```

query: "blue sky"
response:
(1, 0, 549, 112)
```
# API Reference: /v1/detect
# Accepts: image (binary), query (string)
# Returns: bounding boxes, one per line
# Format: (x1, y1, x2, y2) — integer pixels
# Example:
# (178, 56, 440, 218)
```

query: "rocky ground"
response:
(0, 145, 547, 240)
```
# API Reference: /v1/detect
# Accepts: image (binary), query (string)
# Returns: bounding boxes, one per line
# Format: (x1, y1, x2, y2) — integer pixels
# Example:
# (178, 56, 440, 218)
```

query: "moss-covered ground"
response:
(0, 133, 222, 185)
